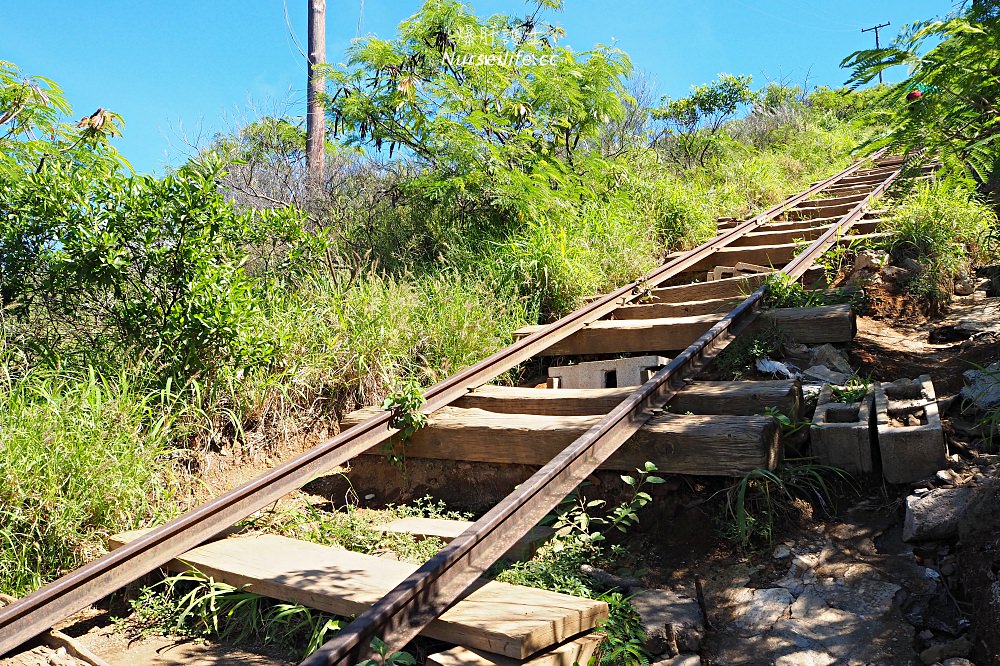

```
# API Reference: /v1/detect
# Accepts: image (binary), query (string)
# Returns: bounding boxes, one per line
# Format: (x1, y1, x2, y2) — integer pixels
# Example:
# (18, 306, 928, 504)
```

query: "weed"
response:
(117, 571, 344, 658)
(715, 327, 785, 379)
(725, 463, 854, 548)
(764, 406, 811, 438)
(356, 637, 416, 666)
(831, 378, 870, 404)
(547, 463, 665, 547)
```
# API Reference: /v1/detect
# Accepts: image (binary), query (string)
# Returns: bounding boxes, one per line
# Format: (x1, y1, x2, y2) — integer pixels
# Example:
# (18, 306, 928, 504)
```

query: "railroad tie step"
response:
(343, 407, 782, 475)
(107, 532, 608, 660)
(427, 633, 604, 666)
(513, 304, 856, 356)
(373, 517, 553, 561)
(454, 380, 802, 420)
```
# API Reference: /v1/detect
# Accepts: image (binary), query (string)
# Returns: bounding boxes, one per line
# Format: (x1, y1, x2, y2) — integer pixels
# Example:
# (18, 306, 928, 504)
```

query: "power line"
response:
(861, 21, 891, 83)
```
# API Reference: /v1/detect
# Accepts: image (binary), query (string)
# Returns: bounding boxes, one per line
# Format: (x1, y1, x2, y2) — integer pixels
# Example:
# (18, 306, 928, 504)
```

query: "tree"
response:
(321, 0, 632, 223)
(651, 74, 758, 168)
(842, 3, 1000, 193)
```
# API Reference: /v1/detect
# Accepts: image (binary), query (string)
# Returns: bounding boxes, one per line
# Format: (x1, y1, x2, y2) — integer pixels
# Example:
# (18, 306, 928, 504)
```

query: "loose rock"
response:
(919, 635, 973, 664)
(724, 587, 793, 637)
(961, 362, 1000, 411)
(903, 488, 974, 542)
(954, 271, 976, 296)
(808, 344, 853, 375)
(803, 365, 849, 385)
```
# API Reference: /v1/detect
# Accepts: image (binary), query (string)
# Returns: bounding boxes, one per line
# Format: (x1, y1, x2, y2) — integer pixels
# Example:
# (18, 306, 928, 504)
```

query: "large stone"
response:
(919, 635, 973, 664)
(724, 587, 793, 637)
(809, 344, 853, 375)
(774, 651, 837, 666)
(903, 488, 974, 542)
(961, 361, 1000, 411)
(954, 271, 976, 296)
(811, 563, 901, 619)
(630, 588, 705, 655)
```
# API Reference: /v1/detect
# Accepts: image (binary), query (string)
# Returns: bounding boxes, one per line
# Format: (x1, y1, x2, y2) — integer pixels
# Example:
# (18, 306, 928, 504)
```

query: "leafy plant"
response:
(380, 378, 429, 470)
(355, 637, 416, 666)
(590, 591, 650, 666)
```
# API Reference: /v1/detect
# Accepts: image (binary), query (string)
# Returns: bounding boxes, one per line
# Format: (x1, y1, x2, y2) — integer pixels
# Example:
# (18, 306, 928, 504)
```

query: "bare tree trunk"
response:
(306, 0, 326, 189)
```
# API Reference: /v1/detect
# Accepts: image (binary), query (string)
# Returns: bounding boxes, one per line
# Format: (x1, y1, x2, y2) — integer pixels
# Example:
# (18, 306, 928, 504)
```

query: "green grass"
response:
(0, 356, 186, 596)
(881, 180, 998, 304)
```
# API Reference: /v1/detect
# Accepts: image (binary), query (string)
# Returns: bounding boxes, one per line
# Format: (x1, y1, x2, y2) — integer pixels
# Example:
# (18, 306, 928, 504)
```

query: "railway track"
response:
(0, 151, 926, 665)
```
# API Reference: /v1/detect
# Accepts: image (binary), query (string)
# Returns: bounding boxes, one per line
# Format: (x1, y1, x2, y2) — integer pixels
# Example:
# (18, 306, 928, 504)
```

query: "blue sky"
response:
(3, 0, 955, 174)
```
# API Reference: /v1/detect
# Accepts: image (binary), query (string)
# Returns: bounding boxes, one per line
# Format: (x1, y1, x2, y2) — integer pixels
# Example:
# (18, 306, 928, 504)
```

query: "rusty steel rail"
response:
(0, 151, 889, 657)
(301, 156, 908, 665)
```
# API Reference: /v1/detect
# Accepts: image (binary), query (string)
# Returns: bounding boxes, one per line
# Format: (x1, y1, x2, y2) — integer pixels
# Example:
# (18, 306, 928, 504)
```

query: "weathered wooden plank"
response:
(107, 533, 607, 660)
(452, 380, 802, 419)
(514, 304, 854, 355)
(732, 220, 879, 247)
(455, 385, 637, 415)
(760, 303, 856, 343)
(515, 313, 722, 354)
(374, 517, 553, 561)
(612, 296, 741, 319)
(646, 273, 770, 304)
(345, 407, 781, 475)
(427, 634, 604, 666)
(795, 192, 869, 208)
(668, 380, 802, 419)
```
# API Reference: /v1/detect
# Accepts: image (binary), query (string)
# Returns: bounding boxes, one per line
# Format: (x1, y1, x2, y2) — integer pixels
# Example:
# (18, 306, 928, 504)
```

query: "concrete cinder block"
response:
(874, 375, 946, 484)
(547, 355, 669, 389)
(811, 383, 874, 474)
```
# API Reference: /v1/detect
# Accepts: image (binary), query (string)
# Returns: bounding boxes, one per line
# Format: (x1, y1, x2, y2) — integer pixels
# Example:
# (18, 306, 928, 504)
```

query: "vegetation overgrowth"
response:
(0, 0, 893, 605)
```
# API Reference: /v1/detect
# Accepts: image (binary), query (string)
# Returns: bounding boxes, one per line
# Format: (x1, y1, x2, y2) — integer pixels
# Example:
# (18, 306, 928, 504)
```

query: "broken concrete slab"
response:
(903, 487, 974, 542)
(875, 375, 946, 484)
(811, 384, 874, 474)
(547, 355, 668, 389)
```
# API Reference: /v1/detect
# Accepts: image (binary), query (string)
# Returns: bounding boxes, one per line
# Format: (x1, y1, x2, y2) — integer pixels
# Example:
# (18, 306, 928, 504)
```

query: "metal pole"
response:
(862, 21, 891, 84)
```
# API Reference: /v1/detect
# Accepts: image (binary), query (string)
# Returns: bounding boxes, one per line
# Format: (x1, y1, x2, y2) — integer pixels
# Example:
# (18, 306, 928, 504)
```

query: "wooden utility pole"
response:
(306, 0, 326, 188)
(861, 22, 891, 84)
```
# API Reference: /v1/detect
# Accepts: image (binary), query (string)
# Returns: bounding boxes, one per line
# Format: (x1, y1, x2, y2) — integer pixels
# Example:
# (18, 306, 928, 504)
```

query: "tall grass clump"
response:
(0, 353, 185, 595)
(882, 180, 998, 302)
